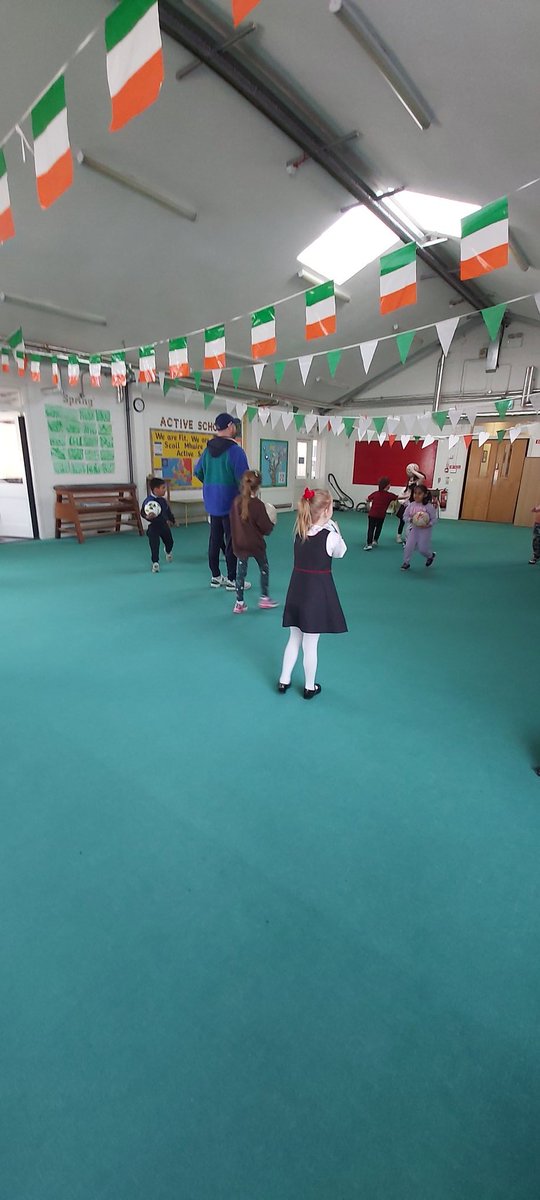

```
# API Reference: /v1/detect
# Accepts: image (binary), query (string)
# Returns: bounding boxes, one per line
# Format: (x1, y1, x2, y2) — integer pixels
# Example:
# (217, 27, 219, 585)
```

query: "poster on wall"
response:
(260, 438, 288, 488)
(46, 406, 115, 474)
(150, 427, 212, 488)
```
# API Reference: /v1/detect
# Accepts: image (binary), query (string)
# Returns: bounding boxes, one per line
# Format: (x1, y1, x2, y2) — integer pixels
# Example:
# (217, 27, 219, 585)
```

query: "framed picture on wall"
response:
(260, 438, 288, 488)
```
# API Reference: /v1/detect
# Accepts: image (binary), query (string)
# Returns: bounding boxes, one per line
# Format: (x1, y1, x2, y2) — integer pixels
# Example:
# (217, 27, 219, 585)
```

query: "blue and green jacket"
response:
(194, 436, 249, 516)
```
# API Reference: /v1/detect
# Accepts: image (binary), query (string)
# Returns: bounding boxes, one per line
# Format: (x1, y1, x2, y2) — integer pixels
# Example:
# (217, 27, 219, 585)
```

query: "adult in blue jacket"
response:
(194, 412, 249, 588)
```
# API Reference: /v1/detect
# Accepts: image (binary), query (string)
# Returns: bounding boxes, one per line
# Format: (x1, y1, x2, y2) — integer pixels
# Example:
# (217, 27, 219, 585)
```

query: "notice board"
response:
(353, 440, 437, 487)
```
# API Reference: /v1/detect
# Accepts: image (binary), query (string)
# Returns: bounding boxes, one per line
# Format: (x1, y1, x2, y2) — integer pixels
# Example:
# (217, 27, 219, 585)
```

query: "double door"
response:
(461, 438, 527, 523)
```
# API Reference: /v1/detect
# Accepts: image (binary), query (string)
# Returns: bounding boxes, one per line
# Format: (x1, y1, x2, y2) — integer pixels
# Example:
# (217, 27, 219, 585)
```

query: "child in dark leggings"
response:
(364, 477, 398, 550)
(229, 470, 278, 614)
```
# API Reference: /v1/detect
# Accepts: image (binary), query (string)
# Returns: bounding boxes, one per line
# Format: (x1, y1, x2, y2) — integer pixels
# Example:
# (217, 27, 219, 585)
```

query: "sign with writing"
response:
(45, 405, 115, 475)
(150, 427, 212, 488)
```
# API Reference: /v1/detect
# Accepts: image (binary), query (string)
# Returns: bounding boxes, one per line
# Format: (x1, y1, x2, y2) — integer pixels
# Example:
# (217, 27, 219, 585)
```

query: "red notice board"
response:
(353, 440, 437, 487)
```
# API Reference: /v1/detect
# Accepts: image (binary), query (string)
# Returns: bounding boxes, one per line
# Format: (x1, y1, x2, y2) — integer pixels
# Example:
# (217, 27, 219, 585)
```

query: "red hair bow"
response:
(303, 488, 315, 501)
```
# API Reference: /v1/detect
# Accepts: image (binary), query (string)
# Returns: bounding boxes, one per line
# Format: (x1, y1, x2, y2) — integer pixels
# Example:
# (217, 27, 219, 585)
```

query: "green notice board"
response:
(45, 406, 115, 475)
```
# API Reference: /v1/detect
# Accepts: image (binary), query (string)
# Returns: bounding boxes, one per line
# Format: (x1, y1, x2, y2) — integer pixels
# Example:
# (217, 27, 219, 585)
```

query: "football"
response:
(143, 499, 161, 520)
(265, 502, 278, 524)
(412, 509, 430, 528)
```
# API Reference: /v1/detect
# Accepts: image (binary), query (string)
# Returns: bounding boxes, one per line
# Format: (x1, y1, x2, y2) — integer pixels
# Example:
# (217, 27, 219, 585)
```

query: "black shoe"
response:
(303, 684, 322, 700)
(401, 562, 410, 571)
(535, 766, 540, 777)
(277, 682, 291, 694)
(426, 552, 436, 568)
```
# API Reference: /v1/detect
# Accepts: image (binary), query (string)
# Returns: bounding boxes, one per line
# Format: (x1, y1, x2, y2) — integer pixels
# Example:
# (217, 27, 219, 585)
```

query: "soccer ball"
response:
(265, 501, 278, 524)
(412, 509, 430, 527)
(143, 499, 161, 520)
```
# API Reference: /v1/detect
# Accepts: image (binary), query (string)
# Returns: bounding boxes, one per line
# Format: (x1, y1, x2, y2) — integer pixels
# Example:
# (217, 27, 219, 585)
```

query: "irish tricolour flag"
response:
(111, 352, 126, 387)
(379, 243, 416, 315)
(1, 348, 10, 373)
(30, 356, 41, 383)
(139, 346, 156, 383)
(251, 306, 276, 359)
(106, 0, 164, 133)
(460, 198, 508, 280)
(0, 151, 15, 243)
(8, 328, 25, 376)
(68, 356, 80, 387)
(204, 325, 226, 370)
(305, 281, 336, 340)
(89, 356, 102, 387)
(31, 76, 73, 210)
(169, 337, 189, 378)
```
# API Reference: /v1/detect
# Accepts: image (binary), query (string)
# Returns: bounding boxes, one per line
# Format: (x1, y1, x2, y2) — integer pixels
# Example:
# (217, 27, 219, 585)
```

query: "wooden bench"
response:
(54, 483, 144, 543)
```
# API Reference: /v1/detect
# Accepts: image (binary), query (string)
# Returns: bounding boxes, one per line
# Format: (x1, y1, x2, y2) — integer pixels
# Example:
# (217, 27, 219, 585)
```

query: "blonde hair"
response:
(239, 469, 261, 521)
(294, 488, 332, 540)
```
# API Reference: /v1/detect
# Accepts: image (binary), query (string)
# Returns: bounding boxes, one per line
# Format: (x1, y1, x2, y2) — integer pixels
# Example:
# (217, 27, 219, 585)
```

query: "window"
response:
(296, 438, 319, 481)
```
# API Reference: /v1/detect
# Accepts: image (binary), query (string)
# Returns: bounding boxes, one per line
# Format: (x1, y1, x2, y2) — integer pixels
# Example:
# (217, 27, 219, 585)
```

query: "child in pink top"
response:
(401, 484, 438, 571)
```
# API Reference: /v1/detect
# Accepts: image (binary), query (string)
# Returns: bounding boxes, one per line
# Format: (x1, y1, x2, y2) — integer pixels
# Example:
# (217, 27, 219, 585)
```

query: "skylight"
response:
(389, 191, 480, 238)
(297, 206, 397, 286)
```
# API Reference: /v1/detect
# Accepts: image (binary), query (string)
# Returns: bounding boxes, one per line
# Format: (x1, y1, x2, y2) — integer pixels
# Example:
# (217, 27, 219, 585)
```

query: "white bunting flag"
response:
(211, 368, 222, 391)
(422, 435, 436, 448)
(534, 293, 540, 318)
(448, 406, 462, 427)
(448, 435, 460, 449)
(465, 406, 478, 429)
(478, 430, 490, 447)
(270, 409, 282, 430)
(360, 339, 378, 374)
(435, 316, 460, 357)
(235, 401, 246, 418)
(317, 415, 327, 433)
(387, 416, 400, 434)
(282, 412, 294, 430)
(366, 429, 375, 442)
(258, 407, 270, 425)
(304, 413, 317, 433)
(509, 425, 522, 444)
(402, 413, 417, 435)
(298, 355, 313, 385)
(330, 416, 343, 436)
(253, 363, 265, 390)
(158, 371, 165, 392)
(378, 432, 387, 445)
(357, 416, 370, 439)
(400, 434, 412, 449)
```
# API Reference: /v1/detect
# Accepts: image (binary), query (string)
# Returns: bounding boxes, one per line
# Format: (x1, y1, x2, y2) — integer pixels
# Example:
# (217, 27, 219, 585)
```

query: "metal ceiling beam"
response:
(159, 0, 489, 312)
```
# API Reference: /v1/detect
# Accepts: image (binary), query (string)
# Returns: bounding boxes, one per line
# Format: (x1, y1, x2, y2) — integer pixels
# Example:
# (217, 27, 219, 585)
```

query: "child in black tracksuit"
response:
(141, 478, 176, 573)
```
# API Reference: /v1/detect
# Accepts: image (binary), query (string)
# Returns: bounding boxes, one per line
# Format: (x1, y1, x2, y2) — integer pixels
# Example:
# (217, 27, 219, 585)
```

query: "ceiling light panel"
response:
(389, 191, 480, 238)
(297, 206, 397, 285)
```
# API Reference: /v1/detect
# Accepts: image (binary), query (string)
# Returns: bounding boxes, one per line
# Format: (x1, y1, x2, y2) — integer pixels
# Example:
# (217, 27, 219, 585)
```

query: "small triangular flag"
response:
(396, 331, 415, 365)
(481, 303, 506, 342)
(282, 412, 294, 430)
(294, 413, 304, 431)
(357, 416, 370, 439)
(247, 406, 257, 423)
(432, 411, 448, 430)
(378, 432, 387, 445)
(193, 371, 202, 390)
(298, 355, 313, 385)
(317, 415, 327, 433)
(235, 401, 246, 417)
(509, 425, 522, 444)
(367, 429, 375, 442)
(423, 435, 436, 448)
(274, 361, 286, 385)
(478, 430, 490, 447)
(495, 399, 511, 418)
(343, 418, 355, 438)
(400, 434, 411, 449)
(330, 416, 343, 436)
(203, 393, 213, 409)
(463, 434, 473, 448)
(448, 407, 462, 427)
(253, 363, 265, 389)
(211, 369, 222, 391)
(388, 434, 396, 447)
(327, 349, 342, 378)
(387, 416, 400, 434)
(359, 339, 378, 374)
(270, 410, 282, 430)
(258, 407, 270, 425)
(496, 428, 505, 442)
(448, 434, 460, 449)
(372, 416, 386, 434)
(305, 413, 317, 433)
(158, 371, 165, 392)
(403, 414, 417, 435)
(466, 408, 478, 429)
(231, 367, 242, 389)
(435, 316, 460, 356)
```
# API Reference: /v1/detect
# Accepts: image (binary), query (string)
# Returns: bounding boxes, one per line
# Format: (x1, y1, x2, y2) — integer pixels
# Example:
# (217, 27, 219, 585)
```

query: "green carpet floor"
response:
(1, 515, 540, 1200)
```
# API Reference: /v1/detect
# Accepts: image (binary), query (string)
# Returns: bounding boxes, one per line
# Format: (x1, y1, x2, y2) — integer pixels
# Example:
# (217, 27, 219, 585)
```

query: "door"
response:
(0, 415, 34, 538)
(461, 438, 527, 523)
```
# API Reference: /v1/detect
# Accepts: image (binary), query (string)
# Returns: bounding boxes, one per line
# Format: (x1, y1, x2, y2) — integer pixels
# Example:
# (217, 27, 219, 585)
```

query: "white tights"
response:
(280, 627, 320, 691)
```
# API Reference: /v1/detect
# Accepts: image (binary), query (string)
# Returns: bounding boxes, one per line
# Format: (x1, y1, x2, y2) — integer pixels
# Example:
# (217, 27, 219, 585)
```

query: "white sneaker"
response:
(165, 553, 173, 563)
(152, 563, 160, 573)
(226, 579, 252, 591)
(396, 534, 403, 544)
(210, 575, 227, 588)
(363, 545, 372, 551)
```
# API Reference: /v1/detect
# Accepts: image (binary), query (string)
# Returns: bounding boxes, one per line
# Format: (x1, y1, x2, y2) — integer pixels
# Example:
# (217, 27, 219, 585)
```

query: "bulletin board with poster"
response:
(149, 428, 212, 488)
(353, 440, 437, 487)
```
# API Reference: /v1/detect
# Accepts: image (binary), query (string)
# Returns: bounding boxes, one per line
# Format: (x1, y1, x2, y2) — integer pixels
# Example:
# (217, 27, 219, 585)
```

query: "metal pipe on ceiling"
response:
(158, 1, 488, 312)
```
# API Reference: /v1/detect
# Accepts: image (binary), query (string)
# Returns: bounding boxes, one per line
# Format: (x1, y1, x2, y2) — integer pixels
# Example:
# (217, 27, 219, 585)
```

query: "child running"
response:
(140, 478, 176, 573)
(279, 488, 347, 699)
(401, 483, 437, 571)
(229, 470, 278, 613)
(529, 504, 540, 564)
(364, 477, 398, 550)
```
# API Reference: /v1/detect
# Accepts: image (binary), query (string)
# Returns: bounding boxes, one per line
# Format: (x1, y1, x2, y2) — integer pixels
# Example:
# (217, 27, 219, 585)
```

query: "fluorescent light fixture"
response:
(0, 291, 107, 327)
(387, 190, 479, 238)
(76, 151, 198, 223)
(329, 0, 432, 131)
(298, 207, 396, 285)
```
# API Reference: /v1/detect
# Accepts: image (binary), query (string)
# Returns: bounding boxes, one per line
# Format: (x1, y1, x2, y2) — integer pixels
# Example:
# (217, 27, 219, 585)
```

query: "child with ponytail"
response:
(279, 488, 347, 699)
(229, 470, 278, 613)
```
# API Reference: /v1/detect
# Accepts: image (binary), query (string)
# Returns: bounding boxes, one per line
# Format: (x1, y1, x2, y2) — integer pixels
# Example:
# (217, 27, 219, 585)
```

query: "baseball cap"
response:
(215, 412, 235, 431)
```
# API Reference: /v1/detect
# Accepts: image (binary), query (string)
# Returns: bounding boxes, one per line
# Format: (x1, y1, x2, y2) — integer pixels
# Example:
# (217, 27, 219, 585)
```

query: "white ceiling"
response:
(1, 0, 539, 408)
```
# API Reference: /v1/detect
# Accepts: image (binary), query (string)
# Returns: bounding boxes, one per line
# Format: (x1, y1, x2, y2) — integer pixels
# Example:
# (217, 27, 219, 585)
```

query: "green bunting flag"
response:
(495, 399, 511, 418)
(192, 371, 202, 390)
(247, 406, 257, 423)
(396, 330, 415, 365)
(294, 413, 304, 431)
(343, 418, 355, 438)
(496, 428, 505, 442)
(481, 303, 506, 342)
(274, 361, 286, 385)
(326, 349, 342, 378)
(372, 417, 386, 434)
(231, 367, 242, 389)
(432, 411, 448, 430)
(414, 435, 421, 442)
(203, 394, 213, 409)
